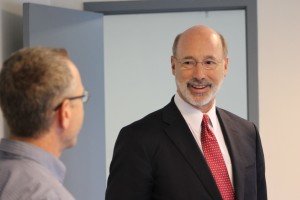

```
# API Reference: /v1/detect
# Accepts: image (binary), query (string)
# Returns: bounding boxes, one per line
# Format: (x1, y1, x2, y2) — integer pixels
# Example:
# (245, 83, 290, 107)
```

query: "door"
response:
(23, 3, 105, 199)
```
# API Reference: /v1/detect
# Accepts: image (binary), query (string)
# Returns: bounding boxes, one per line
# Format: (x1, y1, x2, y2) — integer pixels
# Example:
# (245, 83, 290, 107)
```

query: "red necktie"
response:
(201, 114, 235, 200)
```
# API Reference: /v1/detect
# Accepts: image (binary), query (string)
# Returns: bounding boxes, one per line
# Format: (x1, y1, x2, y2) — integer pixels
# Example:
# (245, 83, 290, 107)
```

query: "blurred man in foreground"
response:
(0, 47, 89, 199)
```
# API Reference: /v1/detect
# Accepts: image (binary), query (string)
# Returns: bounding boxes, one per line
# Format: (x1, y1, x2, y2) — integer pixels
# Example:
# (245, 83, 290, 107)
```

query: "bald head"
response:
(172, 25, 228, 58)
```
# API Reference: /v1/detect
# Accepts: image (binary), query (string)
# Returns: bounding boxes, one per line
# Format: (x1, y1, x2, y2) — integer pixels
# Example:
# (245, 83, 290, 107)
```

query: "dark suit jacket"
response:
(106, 98, 267, 200)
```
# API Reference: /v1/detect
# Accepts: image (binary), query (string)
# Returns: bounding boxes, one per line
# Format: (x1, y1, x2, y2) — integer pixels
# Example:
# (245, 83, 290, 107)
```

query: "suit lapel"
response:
(162, 100, 222, 200)
(217, 108, 246, 200)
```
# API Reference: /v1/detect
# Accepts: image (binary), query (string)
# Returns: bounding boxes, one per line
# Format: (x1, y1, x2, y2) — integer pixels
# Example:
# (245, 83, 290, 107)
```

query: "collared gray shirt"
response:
(0, 138, 75, 200)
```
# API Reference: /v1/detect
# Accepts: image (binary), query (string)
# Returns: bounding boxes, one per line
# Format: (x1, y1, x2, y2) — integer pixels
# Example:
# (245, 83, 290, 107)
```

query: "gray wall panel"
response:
(23, 3, 105, 199)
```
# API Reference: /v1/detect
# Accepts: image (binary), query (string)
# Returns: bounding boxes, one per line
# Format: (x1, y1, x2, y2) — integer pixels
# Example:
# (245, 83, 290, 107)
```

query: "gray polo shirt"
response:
(0, 138, 75, 200)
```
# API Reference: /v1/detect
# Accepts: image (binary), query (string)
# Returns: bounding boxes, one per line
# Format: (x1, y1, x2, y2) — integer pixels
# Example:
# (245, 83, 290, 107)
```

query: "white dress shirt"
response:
(174, 93, 234, 184)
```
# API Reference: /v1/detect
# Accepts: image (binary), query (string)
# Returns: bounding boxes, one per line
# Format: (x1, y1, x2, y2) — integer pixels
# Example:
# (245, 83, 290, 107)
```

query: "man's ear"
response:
(58, 100, 71, 129)
(223, 57, 229, 77)
(171, 56, 176, 75)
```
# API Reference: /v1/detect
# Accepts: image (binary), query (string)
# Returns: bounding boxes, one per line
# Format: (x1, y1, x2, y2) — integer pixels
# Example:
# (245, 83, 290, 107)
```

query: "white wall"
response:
(258, 0, 300, 199)
(1, 0, 300, 199)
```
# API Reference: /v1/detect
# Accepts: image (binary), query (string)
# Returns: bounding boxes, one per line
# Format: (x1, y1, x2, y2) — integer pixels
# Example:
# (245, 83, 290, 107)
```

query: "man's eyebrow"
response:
(181, 55, 218, 60)
(203, 55, 218, 60)
(181, 56, 196, 60)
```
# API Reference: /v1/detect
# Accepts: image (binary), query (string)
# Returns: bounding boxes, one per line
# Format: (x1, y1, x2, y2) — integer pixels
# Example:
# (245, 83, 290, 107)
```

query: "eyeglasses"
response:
(53, 90, 89, 111)
(174, 57, 223, 70)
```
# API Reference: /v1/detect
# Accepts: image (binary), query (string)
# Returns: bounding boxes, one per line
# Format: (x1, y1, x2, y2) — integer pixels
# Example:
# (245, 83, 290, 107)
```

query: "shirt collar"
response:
(174, 92, 218, 132)
(0, 138, 66, 183)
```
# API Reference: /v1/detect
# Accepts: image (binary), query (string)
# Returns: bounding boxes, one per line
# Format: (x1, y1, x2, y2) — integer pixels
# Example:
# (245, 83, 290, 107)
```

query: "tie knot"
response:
(201, 114, 211, 135)
(202, 114, 210, 126)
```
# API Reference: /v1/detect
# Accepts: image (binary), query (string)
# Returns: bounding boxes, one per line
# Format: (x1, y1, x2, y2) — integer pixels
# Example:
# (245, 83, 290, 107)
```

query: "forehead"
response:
(67, 60, 83, 89)
(176, 29, 223, 58)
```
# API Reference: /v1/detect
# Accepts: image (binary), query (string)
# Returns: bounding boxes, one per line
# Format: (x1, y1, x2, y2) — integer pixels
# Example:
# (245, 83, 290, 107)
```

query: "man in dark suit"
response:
(106, 25, 267, 200)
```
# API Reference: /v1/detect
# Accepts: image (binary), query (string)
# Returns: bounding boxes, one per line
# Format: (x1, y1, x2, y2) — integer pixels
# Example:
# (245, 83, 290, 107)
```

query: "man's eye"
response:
(183, 61, 194, 65)
(204, 60, 216, 65)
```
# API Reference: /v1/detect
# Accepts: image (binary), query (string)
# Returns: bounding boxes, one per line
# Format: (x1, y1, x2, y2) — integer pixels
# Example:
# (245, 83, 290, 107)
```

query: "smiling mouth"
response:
(187, 83, 211, 94)
(186, 78, 212, 93)
(188, 83, 211, 89)
(190, 84, 207, 89)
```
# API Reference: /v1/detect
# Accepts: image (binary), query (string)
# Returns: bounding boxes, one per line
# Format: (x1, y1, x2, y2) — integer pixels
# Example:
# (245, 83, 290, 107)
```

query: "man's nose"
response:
(192, 63, 207, 78)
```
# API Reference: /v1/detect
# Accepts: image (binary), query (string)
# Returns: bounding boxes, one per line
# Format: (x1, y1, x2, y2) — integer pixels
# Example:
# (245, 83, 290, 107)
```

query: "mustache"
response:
(187, 78, 212, 87)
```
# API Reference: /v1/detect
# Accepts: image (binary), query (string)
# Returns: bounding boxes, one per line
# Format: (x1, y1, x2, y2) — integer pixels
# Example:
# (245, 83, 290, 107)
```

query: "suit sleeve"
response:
(254, 124, 268, 200)
(105, 126, 154, 200)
